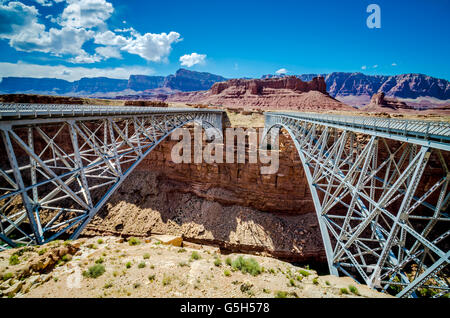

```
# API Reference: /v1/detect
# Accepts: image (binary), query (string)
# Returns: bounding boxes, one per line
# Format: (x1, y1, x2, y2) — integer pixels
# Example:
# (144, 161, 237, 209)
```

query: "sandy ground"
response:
(0, 236, 392, 298)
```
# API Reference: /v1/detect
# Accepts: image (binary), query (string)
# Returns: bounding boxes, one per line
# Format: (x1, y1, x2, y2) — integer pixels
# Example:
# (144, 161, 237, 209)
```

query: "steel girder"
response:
(263, 112, 450, 298)
(0, 104, 223, 249)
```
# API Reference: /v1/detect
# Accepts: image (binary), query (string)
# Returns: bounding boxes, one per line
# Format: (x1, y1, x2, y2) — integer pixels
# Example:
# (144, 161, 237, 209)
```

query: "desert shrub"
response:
(190, 251, 201, 261)
(9, 254, 20, 265)
(225, 257, 232, 266)
(178, 262, 188, 267)
(97, 239, 104, 244)
(125, 262, 132, 269)
(177, 248, 186, 253)
(313, 277, 319, 285)
(2, 273, 13, 281)
(104, 282, 113, 289)
(128, 237, 141, 246)
(298, 269, 311, 277)
(275, 291, 288, 298)
(95, 257, 104, 264)
(349, 285, 360, 295)
(143, 253, 150, 259)
(62, 254, 71, 262)
(138, 262, 146, 269)
(38, 248, 47, 256)
(148, 274, 156, 282)
(162, 275, 172, 286)
(231, 256, 261, 276)
(289, 279, 296, 287)
(240, 283, 254, 295)
(83, 264, 105, 278)
(214, 257, 222, 267)
(224, 269, 231, 277)
(340, 287, 349, 295)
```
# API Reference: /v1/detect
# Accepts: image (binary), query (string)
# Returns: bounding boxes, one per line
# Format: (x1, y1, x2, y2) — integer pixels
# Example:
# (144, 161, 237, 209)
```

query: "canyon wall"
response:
(83, 129, 327, 263)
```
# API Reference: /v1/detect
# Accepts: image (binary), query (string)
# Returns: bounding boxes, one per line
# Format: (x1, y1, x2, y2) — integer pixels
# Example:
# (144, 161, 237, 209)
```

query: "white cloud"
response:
(0, 0, 182, 64)
(0, 2, 96, 62)
(179, 52, 206, 67)
(33, 0, 65, 7)
(94, 30, 129, 46)
(392, 62, 397, 66)
(373, 64, 378, 68)
(0, 1, 40, 36)
(60, 0, 113, 29)
(95, 46, 121, 59)
(275, 68, 288, 75)
(123, 31, 182, 62)
(361, 65, 367, 70)
(0, 61, 154, 81)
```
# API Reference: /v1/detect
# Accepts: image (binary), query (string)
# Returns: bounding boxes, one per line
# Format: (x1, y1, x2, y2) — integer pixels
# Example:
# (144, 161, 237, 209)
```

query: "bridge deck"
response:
(0, 103, 224, 120)
(267, 111, 450, 151)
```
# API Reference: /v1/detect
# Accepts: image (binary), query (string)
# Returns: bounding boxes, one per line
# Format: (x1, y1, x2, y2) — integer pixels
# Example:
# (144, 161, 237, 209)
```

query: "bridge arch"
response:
(0, 104, 224, 248)
(262, 112, 450, 297)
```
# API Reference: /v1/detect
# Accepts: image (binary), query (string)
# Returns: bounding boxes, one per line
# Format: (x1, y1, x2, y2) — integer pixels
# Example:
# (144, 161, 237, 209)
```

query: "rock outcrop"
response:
(210, 76, 327, 95)
(168, 76, 354, 111)
(361, 92, 415, 112)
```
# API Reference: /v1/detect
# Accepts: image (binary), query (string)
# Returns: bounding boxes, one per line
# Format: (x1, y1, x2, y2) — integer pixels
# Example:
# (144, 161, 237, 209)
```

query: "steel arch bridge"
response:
(263, 112, 450, 298)
(0, 103, 223, 249)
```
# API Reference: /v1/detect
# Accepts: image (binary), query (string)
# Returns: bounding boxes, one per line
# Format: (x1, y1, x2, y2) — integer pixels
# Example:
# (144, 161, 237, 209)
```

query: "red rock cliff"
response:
(211, 76, 327, 95)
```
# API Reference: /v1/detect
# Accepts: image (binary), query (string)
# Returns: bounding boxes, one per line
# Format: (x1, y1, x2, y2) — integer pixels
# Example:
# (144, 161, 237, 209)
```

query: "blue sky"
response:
(0, 0, 449, 81)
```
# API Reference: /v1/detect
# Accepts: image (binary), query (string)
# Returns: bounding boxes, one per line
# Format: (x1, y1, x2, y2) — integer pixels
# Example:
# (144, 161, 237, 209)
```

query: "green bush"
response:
(349, 285, 360, 295)
(143, 253, 150, 259)
(214, 257, 222, 267)
(313, 277, 319, 285)
(224, 269, 231, 277)
(138, 262, 146, 269)
(125, 262, 132, 269)
(2, 273, 13, 281)
(38, 248, 47, 256)
(128, 237, 141, 246)
(231, 256, 261, 276)
(83, 264, 105, 278)
(97, 239, 104, 244)
(225, 257, 232, 266)
(95, 257, 104, 264)
(9, 254, 20, 265)
(340, 287, 349, 295)
(162, 275, 172, 286)
(298, 269, 311, 277)
(190, 251, 201, 261)
(275, 291, 288, 298)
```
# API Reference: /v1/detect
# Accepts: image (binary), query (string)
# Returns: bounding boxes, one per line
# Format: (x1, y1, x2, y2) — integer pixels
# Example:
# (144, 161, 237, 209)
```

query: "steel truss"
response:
(0, 103, 223, 249)
(263, 112, 450, 298)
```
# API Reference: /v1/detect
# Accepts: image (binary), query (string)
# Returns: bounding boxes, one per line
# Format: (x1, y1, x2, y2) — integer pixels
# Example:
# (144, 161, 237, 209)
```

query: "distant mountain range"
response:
(0, 68, 227, 97)
(263, 72, 450, 107)
(1, 68, 449, 107)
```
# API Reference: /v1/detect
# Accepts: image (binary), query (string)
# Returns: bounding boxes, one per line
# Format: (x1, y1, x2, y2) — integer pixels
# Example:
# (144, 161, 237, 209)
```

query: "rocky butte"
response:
(167, 76, 355, 111)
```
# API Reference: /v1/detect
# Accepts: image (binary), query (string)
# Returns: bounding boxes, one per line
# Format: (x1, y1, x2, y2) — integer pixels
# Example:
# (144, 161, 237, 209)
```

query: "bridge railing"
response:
(267, 111, 450, 144)
(0, 103, 224, 119)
